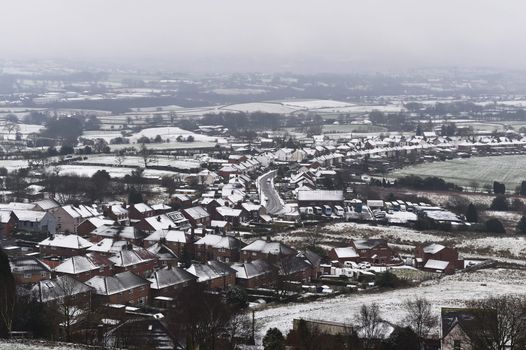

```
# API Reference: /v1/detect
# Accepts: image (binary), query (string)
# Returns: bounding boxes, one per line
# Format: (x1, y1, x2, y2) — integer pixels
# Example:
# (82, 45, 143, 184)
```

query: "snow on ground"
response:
(318, 104, 405, 114)
(278, 221, 526, 259)
(0, 159, 30, 172)
(457, 236, 526, 257)
(280, 99, 354, 110)
(0, 342, 80, 350)
(47, 165, 182, 179)
(0, 123, 44, 140)
(416, 191, 495, 207)
(221, 102, 299, 114)
(483, 210, 522, 221)
(254, 268, 526, 346)
(108, 141, 216, 151)
(81, 130, 122, 142)
(78, 155, 201, 170)
(130, 127, 223, 143)
(212, 88, 267, 95)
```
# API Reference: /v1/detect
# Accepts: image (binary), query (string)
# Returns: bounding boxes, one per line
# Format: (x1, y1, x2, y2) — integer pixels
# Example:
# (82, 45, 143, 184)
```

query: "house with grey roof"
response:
(231, 259, 273, 288)
(185, 260, 237, 290)
(148, 266, 197, 297)
(85, 271, 150, 306)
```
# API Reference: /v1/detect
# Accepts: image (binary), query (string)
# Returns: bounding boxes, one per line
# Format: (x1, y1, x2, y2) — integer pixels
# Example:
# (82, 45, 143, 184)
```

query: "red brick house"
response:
(151, 203, 172, 215)
(241, 239, 297, 263)
(181, 206, 210, 228)
(193, 233, 243, 263)
(89, 226, 144, 245)
(185, 260, 236, 290)
(103, 204, 129, 225)
(278, 255, 314, 283)
(147, 243, 180, 267)
(31, 275, 92, 308)
(350, 239, 395, 265)
(109, 247, 158, 277)
(415, 243, 463, 273)
(127, 203, 155, 221)
(143, 229, 188, 257)
(85, 271, 150, 306)
(214, 207, 242, 227)
(147, 266, 197, 297)
(77, 217, 114, 236)
(135, 211, 189, 233)
(298, 250, 322, 280)
(328, 247, 360, 264)
(39, 234, 93, 257)
(231, 259, 273, 288)
(54, 253, 114, 282)
(170, 194, 193, 209)
(10, 256, 52, 285)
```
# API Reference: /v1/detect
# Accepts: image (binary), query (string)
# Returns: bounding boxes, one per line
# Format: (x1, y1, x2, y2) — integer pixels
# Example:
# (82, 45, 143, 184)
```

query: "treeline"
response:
(395, 175, 463, 192)
(201, 111, 283, 131)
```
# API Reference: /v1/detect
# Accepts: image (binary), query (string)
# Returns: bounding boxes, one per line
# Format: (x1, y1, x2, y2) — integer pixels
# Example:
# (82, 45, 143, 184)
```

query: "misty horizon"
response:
(2, 0, 526, 73)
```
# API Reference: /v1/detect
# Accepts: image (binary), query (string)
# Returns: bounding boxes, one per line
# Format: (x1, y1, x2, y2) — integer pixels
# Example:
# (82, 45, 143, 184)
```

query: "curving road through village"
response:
(259, 170, 286, 215)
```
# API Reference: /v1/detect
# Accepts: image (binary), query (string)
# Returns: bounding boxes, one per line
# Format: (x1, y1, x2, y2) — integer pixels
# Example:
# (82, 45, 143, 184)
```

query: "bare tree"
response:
(223, 312, 257, 349)
(402, 297, 437, 350)
(468, 180, 480, 193)
(467, 296, 526, 350)
(114, 150, 126, 167)
(139, 143, 156, 168)
(354, 303, 386, 349)
(44, 276, 91, 342)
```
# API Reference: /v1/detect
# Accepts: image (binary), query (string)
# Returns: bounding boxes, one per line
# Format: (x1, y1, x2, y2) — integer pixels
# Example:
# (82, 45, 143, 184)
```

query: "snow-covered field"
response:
(281, 99, 354, 109)
(0, 342, 80, 350)
(254, 268, 526, 346)
(0, 123, 44, 140)
(46, 165, 182, 179)
(389, 155, 526, 188)
(278, 221, 526, 259)
(221, 102, 299, 114)
(130, 126, 224, 143)
(108, 141, 216, 151)
(77, 155, 201, 170)
(0, 159, 31, 172)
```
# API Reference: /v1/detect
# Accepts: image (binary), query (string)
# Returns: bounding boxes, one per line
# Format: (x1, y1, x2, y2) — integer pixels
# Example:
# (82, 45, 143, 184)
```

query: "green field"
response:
(389, 155, 526, 189)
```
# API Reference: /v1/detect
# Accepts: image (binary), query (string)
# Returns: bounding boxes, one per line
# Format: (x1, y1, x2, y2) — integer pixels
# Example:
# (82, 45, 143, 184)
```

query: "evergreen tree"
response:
(127, 186, 143, 204)
(493, 181, 506, 194)
(465, 203, 478, 222)
(490, 195, 509, 211)
(263, 328, 285, 350)
(516, 216, 526, 235)
(0, 248, 15, 338)
(520, 181, 526, 196)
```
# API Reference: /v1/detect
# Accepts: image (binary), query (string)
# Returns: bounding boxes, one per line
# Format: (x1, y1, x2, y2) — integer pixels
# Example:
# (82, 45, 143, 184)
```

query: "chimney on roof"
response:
(156, 216, 161, 222)
(266, 235, 271, 242)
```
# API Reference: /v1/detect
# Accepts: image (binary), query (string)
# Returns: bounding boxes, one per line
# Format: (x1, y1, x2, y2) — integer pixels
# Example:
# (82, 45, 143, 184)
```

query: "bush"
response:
(375, 271, 403, 288)
(396, 175, 462, 192)
(485, 218, 506, 234)
(465, 203, 478, 222)
(263, 328, 285, 350)
(490, 195, 509, 211)
(516, 216, 526, 235)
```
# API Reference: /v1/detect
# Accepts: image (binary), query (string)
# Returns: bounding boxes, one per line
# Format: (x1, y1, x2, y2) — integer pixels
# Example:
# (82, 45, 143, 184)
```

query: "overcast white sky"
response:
(2, 0, 525, 72)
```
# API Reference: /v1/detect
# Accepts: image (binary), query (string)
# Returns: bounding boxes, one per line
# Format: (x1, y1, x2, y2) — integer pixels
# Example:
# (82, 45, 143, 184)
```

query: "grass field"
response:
(389, 155, 526, 189)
